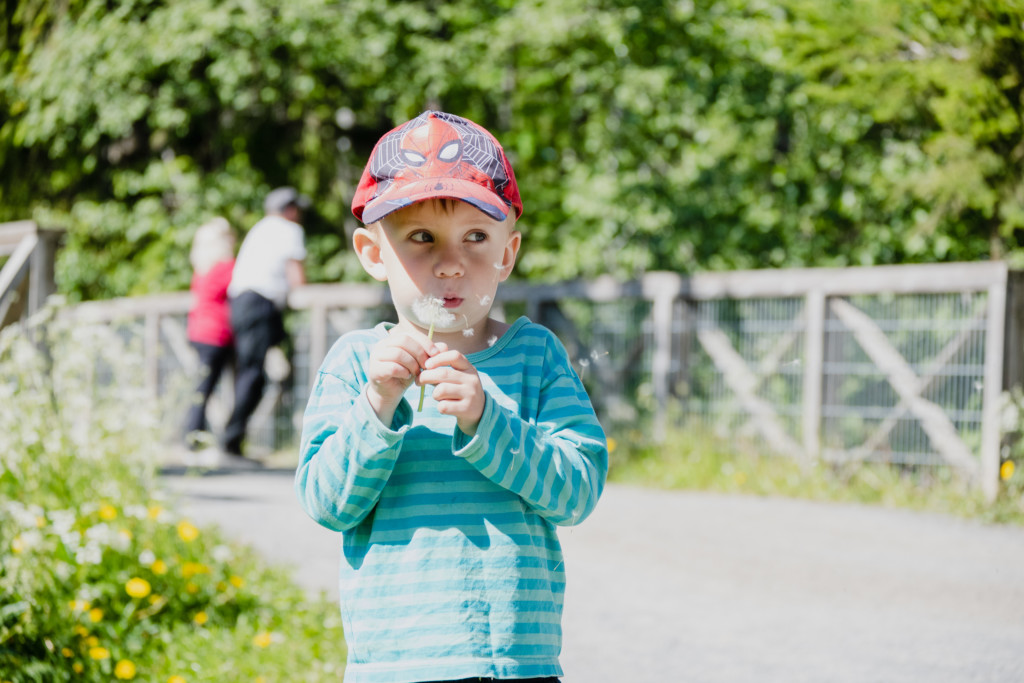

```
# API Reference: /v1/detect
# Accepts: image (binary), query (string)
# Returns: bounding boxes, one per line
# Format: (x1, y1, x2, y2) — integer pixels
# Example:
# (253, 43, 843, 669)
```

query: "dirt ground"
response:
(162, 471, 1024, 682)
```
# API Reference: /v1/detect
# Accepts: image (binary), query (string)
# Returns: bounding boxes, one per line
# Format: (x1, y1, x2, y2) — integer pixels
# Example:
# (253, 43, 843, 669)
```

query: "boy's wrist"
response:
(365, 386, 401, 428)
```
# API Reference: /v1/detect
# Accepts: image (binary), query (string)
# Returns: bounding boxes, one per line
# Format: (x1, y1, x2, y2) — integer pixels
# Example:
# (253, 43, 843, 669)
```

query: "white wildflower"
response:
(76, 542, 102, 565)
(124, 505, 149, 520)
(15, 529, 43, 552)
(139, 549, 156, 566)
(212, 544, 233, 563)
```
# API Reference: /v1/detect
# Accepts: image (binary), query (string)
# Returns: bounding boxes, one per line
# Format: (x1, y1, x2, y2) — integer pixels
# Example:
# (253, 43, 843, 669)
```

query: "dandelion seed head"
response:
(411, 296, 457, 330)
(487, 335, 498, 347)
(478, 294, 492, 306)
(462, 328, 475, 337)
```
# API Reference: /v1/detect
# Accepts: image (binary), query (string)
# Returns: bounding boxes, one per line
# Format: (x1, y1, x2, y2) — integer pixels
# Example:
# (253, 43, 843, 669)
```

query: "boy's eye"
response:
(466, 231, 487, 243)
(409, 231, 433, 243)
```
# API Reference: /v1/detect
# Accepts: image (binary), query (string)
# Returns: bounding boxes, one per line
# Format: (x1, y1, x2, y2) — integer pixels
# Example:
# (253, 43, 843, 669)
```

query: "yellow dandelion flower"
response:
(98, 504, 118, 521)
(114, 659, 137, 680)
(176, 521, 199, 543)
(193, 611, 208, 625)
(186, 582, 199, 594)
(35, 515, 46, 528)
(61, 647, 73, 657)
(151, 559, 168, 575)
(73, 662, 84, 674)
(148, 594, 162, 604)
(119, 528, 132, 541)
(229, 575, 244, 588)
(147, 504, 163, 520)
(252, 631, 272, 648)
(88, 646, 110, 660)
(86, 636, 99, 647)
(69, 599, 90, 612)
(607, 437, 617, 453)
(125, 577, 152, 599)
(181, 562, 209, 579)
(74, 625, 89, 637)
(1001, 460, 1015, 481)
(168, 677, 187, 683)
(255, 678, 267, 683)
(88, 608, 103, 623)
(11, 536, 24, 554)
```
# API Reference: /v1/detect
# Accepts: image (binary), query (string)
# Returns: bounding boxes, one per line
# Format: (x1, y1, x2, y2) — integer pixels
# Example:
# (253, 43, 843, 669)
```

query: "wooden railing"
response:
(0, 221, 62, 330)
(58, 262, 1019, 499)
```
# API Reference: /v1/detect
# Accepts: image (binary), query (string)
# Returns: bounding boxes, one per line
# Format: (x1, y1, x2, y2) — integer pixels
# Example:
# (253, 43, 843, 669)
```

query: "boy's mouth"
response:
(441, 297, 463, 309)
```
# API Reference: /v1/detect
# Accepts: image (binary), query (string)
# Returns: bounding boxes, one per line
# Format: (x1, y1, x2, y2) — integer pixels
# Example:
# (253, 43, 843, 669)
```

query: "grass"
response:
(0, 312, 347, 682)
(607, 424, 1024, 526)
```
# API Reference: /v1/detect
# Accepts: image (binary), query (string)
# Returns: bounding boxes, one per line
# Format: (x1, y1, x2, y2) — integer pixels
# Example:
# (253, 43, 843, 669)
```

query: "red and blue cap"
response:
(351, 111, 522, 225)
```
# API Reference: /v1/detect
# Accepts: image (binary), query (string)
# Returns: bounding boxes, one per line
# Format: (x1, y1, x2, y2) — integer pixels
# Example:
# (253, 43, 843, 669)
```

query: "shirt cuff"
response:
(357, 388, 413, 437)
(452, 393, 498, 460)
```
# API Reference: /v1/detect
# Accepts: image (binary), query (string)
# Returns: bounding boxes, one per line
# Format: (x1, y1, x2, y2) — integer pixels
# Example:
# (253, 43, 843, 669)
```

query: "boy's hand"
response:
(366, 329, 436, 426)
(419, 342, 486, 436)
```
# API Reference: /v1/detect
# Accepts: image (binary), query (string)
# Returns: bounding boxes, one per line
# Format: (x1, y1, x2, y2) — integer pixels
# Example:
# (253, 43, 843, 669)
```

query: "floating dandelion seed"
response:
(463, 328, 475, 337)
(412, 296, 457, 411)
(487, 335, 498, 347)
(477, 294, 492, 306)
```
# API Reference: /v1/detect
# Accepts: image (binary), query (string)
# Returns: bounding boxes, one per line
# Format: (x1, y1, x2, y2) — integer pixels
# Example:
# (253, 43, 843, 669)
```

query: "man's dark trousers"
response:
(224, 290, 286, 455)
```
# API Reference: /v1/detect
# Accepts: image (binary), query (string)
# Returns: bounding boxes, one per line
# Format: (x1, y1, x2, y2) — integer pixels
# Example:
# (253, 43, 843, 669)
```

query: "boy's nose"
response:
(433, 247, 464, 278)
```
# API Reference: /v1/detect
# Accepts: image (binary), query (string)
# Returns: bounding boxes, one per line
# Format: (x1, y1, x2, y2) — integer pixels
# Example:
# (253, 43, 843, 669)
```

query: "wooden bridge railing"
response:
(51, 262, 1021, 500)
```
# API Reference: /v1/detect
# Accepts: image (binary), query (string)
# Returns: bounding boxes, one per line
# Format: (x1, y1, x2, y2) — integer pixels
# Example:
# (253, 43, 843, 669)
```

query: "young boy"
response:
(295, 111, 608, 683)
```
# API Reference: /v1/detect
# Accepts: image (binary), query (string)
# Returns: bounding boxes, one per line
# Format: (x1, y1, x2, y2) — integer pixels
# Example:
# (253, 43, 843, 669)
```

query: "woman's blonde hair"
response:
(190, 217, 235, 275)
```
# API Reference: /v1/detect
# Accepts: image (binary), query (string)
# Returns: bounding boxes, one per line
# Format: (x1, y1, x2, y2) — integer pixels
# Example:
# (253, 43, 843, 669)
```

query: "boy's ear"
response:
(496, 229, 522, 282)
(353, 227, 388, 282)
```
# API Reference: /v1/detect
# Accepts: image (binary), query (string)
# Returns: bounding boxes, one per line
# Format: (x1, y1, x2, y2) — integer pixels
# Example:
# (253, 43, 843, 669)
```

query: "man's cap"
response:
(264, 186, 312, 214)
(351, 111, 522, 225)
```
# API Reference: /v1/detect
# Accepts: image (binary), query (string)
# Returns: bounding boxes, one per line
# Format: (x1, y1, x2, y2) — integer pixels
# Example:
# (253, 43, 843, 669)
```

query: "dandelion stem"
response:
(417, 321, 435, 412)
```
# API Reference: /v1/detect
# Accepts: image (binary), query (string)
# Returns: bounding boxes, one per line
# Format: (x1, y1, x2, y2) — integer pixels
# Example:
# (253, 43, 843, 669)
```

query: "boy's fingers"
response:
(423, 350, 472, 370)
(381, 333, 437, 367)
(373, 347, 423, 378)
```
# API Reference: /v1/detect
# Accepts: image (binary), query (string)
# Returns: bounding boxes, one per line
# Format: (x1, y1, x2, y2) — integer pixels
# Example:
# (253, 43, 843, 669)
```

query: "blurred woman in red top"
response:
(185, 217, 236, 448)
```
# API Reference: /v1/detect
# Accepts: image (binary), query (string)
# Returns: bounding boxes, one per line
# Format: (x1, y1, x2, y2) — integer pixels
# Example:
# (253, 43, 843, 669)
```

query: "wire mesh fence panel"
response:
(821, 292, 989, 467)
(681, 298, 806, 454)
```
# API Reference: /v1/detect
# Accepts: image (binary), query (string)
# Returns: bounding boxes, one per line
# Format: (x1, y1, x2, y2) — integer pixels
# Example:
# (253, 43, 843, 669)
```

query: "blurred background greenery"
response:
(2, 0, 1022, 302)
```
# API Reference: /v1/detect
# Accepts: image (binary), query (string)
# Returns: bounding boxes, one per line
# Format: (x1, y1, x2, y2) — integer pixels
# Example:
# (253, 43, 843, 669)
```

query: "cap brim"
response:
(360, 177, 510, 225)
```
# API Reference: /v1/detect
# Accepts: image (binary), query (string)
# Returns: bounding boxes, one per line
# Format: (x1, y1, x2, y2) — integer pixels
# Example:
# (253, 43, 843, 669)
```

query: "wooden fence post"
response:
(802, 289, 825, 463)
(645, 272, 682, 442)
(981, 269, 1009, 501)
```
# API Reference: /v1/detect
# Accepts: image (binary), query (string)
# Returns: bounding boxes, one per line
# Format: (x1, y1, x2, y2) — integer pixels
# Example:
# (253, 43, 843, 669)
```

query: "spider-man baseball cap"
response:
(351, 111, 522, 225)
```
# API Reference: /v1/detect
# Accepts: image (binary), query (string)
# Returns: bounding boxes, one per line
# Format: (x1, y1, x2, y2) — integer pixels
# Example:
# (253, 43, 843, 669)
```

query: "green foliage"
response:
(609, 421, 1024, 525)
(1, 0, 1022, 300)
(0, 312, 346, 681)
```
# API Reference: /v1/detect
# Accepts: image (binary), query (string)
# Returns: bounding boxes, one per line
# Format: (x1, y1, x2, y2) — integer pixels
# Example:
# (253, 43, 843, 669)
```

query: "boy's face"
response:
(354, 200, 521, 344)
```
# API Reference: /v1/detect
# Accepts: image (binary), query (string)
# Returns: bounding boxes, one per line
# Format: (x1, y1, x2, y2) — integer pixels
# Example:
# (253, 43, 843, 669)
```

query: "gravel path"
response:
(161, 470, 1024, 682)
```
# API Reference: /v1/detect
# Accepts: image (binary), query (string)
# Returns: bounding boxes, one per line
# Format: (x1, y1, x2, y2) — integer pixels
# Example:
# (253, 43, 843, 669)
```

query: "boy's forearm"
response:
(296, 383, 408, 531)
(454, 393, 608, 526)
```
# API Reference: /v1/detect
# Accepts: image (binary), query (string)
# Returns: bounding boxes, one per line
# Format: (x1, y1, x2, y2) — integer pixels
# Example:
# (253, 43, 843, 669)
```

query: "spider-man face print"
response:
(352, 111, 522, 225)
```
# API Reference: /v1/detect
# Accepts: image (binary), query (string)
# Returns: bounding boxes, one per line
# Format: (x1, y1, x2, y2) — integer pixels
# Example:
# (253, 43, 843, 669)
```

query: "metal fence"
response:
(64, 262, 1013, 499)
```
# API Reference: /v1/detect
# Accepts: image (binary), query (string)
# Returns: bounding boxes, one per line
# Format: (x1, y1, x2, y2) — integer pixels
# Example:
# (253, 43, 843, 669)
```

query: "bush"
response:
(0, 309, 346, 681)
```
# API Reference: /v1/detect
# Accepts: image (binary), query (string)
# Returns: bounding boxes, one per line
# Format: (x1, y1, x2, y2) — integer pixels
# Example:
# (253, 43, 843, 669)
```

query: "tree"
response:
(1, 0, 1021, 300)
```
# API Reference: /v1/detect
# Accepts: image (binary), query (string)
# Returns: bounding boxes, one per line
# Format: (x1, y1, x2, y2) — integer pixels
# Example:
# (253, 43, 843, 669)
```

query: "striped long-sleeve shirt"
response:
(295, 317, 608, 683)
